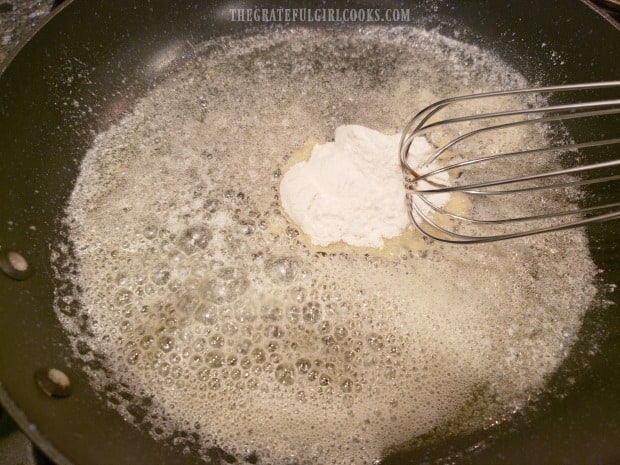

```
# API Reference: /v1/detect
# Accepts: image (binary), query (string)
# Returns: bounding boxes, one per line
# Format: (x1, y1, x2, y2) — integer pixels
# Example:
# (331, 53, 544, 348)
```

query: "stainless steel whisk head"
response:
(399, 81, 620, 243)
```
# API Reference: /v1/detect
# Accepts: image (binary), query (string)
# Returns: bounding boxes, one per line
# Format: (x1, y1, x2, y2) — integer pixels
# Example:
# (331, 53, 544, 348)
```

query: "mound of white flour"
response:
(280, 125, 440, 248)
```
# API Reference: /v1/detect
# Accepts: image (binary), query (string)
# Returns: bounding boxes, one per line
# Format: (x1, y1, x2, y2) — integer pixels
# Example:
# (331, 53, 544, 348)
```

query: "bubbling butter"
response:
(52, 27, 598, 465)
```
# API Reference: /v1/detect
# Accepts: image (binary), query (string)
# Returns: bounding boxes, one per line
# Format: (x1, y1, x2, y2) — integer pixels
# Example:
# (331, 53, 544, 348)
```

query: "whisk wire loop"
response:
(399, 81, 620, 243)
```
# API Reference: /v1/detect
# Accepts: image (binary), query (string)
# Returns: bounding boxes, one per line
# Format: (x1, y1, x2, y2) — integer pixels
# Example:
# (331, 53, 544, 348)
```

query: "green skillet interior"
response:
(0, 1, 618, 464)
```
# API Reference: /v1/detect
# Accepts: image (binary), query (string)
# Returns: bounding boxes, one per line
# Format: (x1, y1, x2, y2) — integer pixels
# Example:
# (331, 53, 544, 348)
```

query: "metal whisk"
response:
(399, 81, 620, 243)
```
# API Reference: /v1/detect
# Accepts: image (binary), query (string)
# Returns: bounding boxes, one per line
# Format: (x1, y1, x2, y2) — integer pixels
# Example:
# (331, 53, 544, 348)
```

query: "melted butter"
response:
(52, 27, 598, 465)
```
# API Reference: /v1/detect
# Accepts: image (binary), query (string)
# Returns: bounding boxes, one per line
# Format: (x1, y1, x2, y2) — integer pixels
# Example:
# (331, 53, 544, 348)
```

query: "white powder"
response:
(280, 124, 443, 248)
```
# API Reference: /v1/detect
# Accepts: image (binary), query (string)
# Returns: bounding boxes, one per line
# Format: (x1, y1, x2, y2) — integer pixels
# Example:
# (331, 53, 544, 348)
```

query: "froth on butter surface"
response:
(52, 26, 598, 465)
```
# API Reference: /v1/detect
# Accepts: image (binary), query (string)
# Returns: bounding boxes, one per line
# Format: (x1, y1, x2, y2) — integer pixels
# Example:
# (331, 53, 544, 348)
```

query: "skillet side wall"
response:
(0, 1, 618, 464)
